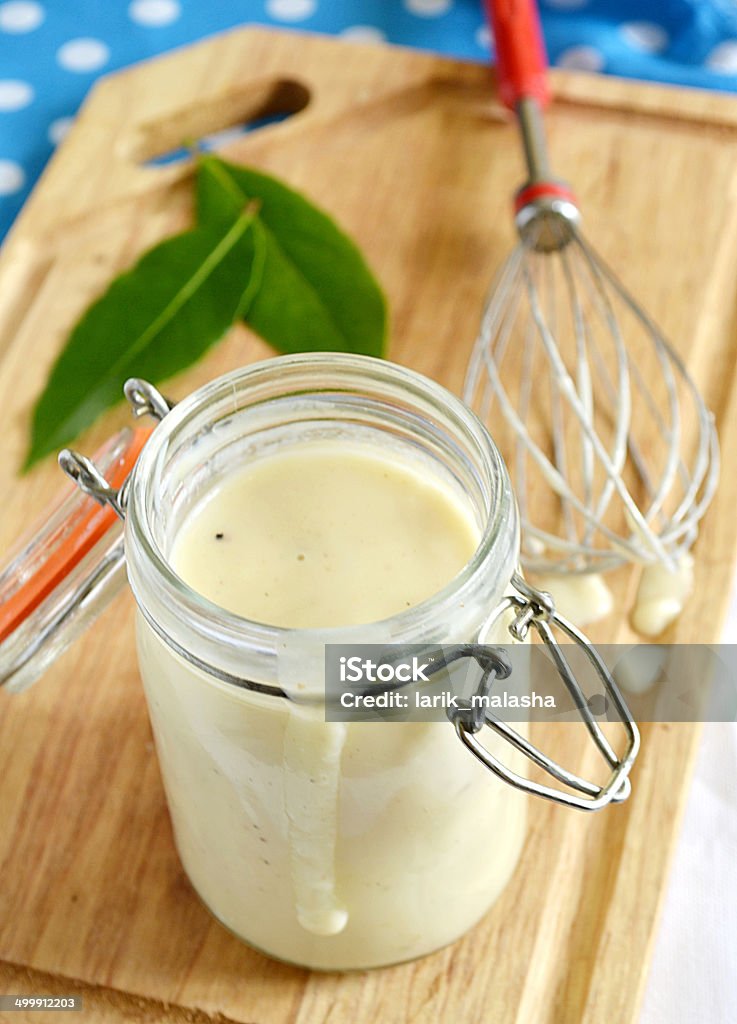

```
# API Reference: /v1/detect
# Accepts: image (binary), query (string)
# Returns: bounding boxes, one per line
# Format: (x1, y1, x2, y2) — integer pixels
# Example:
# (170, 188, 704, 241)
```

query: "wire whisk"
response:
(466, 1, 719, 578)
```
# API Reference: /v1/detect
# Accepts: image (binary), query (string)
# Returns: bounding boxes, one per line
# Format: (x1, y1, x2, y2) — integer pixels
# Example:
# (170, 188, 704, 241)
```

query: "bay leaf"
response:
(196, 155, 387, 358)
(24, 209, 261, 470)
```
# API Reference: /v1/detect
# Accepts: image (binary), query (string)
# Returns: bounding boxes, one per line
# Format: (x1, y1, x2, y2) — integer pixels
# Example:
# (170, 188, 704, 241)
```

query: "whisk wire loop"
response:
(465, 214, 718, 574)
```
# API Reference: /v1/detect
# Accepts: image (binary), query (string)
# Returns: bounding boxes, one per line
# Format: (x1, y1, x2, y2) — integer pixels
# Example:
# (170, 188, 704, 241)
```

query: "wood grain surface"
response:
(2, 27, 737, 1024)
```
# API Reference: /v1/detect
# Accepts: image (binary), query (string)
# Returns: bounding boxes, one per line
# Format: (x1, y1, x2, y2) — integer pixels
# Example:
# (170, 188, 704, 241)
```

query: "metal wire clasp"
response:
(448, 572, 640, 812)
(58, 379, 173, 515)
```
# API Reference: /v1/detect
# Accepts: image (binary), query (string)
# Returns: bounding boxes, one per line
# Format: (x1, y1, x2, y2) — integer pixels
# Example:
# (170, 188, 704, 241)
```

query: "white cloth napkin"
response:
(640, 597, 737, 1022)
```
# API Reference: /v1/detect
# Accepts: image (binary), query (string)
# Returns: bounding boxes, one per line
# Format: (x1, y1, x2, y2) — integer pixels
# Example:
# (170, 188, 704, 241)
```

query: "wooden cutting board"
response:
(2, 26, 737, 1024)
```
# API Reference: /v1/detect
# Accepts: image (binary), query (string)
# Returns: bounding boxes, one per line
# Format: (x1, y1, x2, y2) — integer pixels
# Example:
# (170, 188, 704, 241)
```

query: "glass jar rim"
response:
(125, 353, 518, 684)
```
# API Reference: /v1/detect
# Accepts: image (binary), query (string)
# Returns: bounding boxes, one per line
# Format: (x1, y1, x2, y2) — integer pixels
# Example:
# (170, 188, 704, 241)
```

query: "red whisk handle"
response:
(514, 181, 577, 213)
(484, 0, 550, 110)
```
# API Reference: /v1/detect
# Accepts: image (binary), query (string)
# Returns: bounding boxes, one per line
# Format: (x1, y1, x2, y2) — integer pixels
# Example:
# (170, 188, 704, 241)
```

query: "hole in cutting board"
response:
(145, 112, 292, 166)
(128, 78, 310, 167)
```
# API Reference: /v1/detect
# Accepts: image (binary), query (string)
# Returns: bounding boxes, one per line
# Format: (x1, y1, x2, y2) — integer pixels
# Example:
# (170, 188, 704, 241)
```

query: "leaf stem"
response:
(103, 208, 257, 385)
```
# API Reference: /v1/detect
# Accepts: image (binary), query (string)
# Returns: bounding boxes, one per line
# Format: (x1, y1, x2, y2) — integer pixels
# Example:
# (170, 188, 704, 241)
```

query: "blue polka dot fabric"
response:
(2, 0, 737, 240)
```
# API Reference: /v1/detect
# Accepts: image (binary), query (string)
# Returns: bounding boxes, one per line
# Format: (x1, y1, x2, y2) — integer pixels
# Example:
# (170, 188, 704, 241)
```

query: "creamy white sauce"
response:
(613, 644, 667, 695)
(170, 443, 480, 629)
(531, 551, 694, 636)
(631, 553, 694, 637)
(135, 440, 527, 968)
(531, 572, 614, 626)
(283, 708, 348, 936)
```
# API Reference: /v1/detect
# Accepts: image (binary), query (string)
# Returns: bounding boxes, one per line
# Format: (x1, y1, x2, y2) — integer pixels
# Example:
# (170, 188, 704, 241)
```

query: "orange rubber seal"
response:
(0, 426, 151, 644)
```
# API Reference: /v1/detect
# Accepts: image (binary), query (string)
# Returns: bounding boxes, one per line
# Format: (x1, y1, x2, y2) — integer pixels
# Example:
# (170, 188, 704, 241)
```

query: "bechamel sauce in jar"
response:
(128, 354, 527, 970)
(170, 442, 479, 628)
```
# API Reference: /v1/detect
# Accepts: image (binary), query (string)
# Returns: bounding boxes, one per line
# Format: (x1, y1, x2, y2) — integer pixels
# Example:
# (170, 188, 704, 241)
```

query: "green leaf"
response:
(196, 155, 387, 358)
(24, 209, 262, 470)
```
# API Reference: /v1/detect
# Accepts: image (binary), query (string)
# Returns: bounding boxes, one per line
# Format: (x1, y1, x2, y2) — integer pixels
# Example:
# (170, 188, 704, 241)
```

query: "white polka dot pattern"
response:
(404, 0, 452, 16)
(0, 0, 43, 33)
(543, 0, 589, 9)
(57, 38, 111, 73)
(48, 116, 73, 145)
(341, 25, 386, 44)
(556, 45, 605, 71)
(0, 79, 33, 110)
(128, 0, 181, 27)
(0, 159, 24, 194)
(475, 24, 493, 51)
(201, 126, 248, 149)
(620, 21, 669, 54)
(706, 40, 737, 74)
(265, 0, 316, 23)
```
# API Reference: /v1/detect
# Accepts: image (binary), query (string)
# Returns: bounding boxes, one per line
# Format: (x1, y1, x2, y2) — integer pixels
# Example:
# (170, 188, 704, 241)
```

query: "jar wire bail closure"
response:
(447, 577, 640, 812)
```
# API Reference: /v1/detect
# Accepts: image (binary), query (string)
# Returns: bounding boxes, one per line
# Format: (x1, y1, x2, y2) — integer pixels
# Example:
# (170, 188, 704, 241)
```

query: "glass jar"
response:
(0, 353, 638, 972)
(126, 353, 524, 970)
